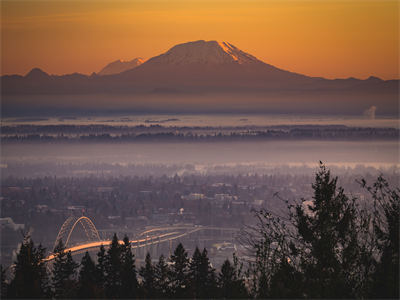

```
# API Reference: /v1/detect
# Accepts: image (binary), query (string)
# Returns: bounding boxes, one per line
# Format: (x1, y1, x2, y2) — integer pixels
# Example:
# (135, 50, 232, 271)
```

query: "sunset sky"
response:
(1, 0, 398, 79)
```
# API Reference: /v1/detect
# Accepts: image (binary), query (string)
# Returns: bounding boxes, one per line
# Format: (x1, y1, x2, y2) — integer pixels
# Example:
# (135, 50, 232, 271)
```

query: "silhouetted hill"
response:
(98, 58, 144, 75)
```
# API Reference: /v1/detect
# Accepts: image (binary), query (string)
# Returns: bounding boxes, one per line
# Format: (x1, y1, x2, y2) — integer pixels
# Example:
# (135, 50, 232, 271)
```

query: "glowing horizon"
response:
(1, 0, 398, 79)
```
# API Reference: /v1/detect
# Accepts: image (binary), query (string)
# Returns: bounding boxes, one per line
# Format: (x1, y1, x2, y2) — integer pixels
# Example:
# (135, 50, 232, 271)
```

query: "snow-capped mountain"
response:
(98, 58, 144, 75)
(115, 40, 312, 90)
(1, 40, 396, 105)
(144, 40, 260, 66)
(1, 40, 397, 116)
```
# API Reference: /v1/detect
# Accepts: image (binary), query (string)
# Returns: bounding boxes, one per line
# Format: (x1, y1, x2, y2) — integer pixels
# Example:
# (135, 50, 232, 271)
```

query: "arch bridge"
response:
(53, 216, 100, 251)
(46, 216, 240, 262)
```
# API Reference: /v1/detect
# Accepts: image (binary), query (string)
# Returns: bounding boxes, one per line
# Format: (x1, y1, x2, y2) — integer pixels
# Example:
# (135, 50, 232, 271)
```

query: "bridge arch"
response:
(53, 216, 100, 252)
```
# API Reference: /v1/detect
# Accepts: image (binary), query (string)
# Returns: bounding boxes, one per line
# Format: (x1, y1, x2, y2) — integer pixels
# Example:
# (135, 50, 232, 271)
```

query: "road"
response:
(44, 231, 178, 262)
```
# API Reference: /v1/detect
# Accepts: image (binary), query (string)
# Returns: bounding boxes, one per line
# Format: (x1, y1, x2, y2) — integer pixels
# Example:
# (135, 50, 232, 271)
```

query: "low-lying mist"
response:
(1, 140, 398, 178)
(2, 90, 398, 117)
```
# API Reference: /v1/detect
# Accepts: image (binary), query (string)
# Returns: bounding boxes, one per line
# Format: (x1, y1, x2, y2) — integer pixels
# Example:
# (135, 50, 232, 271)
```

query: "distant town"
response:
(2, 170, 395, 268)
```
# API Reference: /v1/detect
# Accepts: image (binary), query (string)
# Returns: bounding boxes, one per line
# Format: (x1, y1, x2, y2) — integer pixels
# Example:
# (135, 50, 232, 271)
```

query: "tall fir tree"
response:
(77, 251, 102, 298)
(200, 248, 217, 296)
(139, 252, 156, 298)
(247, 163, 376, 298)
(154, 254, 170, 297)
(51, 240, 79, 298)
(104, 233, 123, 298)
(218, 258, 248, 299)
(188, 247, 203, 298)
(96, 244, 107, 293)
(188, 247, 216, 298)
(120, 235, 139, 298)
(8, 236, 50, 298)
(364, 176, 399, 298)
(294, 163, 359, 298)
(169, 243, 189, 298)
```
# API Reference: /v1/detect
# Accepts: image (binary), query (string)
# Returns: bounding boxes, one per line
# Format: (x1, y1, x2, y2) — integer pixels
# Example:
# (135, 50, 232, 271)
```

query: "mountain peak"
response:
(146, 40, 261, 66)
(98, 58, 144, 75)
(367, 75, 382, 81)
(25, 68, 49, 79)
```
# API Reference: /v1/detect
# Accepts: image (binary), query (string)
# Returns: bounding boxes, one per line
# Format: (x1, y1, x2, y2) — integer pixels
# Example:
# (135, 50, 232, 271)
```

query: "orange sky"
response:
(1, 0, 398, 79)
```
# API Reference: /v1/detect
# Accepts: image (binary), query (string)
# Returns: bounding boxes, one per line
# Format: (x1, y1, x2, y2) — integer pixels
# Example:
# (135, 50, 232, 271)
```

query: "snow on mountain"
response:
(119, 40, 309, 89)
(144, 40, 261, 66)
(98, 58, 144, 75)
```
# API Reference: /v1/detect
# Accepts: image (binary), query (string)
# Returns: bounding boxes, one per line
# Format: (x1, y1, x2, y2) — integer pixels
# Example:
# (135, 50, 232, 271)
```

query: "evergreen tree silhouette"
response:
(120, 235, 138, 298)
(201, 248, 217, 296)
(366, 176, 399, 298)
(188, 247, 203, 297)
(104, 233, 123, 298)
(295, 163, 359, 297)
(268, 258, 303, 298)
(218, 258, 248, 299)
(169, 243, 189, 298)
(8, 236, 49, 298)
(51, 240, 79, 298)
(139, 252, 156, 298)
(96, 244, 107, 293)
(247, 163, 375, 298)
(188, 247, 216, 298)
(77, 251, 102, 298)
(154, 254, 170, 297)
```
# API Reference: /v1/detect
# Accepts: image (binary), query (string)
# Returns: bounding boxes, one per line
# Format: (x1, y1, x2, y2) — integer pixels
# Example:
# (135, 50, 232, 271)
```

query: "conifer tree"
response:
(295, 163, 359, 298)
(8, 236, 49, 298)
(169, 243, 189, 298)
(247, 163, 367, 298)
(219, 259, 235, 297)
(188, 247, 217, 298)
(218, 258, 248, 299)
(188, 247, 203, 297)
(120, 235, 138, 298)
(52, 240, 79, 298)
(77, 251, 102, 298)
(96, 244, 107, 292)
(201, 248, 217, 295)
(139, 252, 156, 298)
(104, 233, 123, 298)
(363, 176, 399, 298)
(268, 258, 303, 298)
(154, 254, 170, 297)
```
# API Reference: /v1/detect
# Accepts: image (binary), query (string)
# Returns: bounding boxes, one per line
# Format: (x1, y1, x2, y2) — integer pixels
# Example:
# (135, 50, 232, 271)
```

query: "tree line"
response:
(1, 234, 248, 299)
(1, 163, 398, 298)
(3, 127, 399, 142)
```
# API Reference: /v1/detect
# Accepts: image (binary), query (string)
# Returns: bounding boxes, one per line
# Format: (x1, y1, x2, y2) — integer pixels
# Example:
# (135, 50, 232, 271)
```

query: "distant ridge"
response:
(98, 58, 144, 75)
(25, 68, 50, 79)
